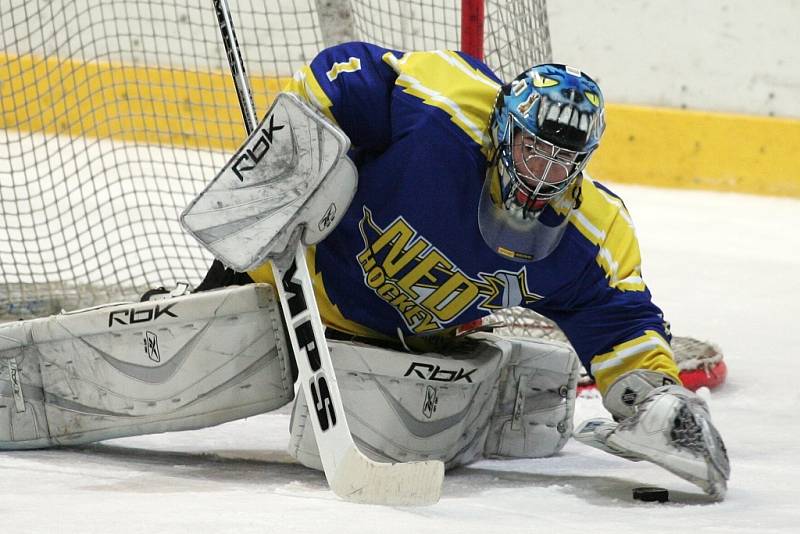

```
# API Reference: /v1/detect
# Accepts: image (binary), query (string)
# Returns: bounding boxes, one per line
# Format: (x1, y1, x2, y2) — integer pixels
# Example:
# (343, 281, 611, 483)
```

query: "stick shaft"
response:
(213, 0, 259, 133)
(209, 0, 350, 492)
(207, 5, 443, 503)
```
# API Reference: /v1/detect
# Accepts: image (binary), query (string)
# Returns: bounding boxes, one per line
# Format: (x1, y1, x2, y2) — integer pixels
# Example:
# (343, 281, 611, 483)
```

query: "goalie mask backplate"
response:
(181, 93, 357, 271)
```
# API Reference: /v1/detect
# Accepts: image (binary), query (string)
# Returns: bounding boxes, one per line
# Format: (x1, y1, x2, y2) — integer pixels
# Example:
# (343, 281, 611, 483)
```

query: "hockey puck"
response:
(632, 486, 669, 503)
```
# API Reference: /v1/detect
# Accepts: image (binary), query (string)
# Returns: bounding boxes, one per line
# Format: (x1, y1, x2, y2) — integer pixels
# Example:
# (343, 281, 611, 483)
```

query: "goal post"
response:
(461, 0, 485, 60)
(0, 0, 551, 320)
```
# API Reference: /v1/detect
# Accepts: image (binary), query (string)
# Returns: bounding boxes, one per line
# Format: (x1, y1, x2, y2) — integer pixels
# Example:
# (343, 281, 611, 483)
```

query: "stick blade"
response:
(330, 447, 444, 506)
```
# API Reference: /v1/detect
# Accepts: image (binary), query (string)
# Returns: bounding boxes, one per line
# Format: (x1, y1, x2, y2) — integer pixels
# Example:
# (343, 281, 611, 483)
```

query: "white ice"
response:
(2, 183, 799, 533)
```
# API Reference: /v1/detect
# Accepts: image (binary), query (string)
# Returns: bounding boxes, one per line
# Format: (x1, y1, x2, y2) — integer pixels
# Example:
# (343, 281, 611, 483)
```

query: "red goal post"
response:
(461, 0, 486, 60)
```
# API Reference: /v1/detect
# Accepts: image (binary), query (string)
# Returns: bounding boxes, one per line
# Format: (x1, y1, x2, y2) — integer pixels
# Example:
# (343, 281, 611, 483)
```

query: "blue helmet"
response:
(478, 64, 605, 262)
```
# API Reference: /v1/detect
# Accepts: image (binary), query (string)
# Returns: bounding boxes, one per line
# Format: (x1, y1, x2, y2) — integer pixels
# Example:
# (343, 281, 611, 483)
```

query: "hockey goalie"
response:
(0, 42, 729, 503)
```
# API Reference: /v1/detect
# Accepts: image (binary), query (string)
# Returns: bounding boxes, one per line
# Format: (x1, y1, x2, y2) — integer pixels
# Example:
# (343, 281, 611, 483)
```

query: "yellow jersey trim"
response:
(247, 248, 388, 340)
(284, 65, 336, 123)
(382, 50, 498, 151)
(590, 330, 681, 394)
(569, 177, 647, 292)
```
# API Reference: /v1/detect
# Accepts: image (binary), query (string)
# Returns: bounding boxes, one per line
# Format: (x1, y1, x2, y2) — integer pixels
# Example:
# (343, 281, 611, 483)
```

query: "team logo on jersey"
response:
(356, 207, 543, 334)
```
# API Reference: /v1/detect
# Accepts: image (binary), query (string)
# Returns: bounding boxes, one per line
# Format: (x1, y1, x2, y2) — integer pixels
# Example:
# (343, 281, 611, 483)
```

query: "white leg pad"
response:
(483, 337, 580, 459)
(289, 334, 579, 470)
(0, 284, 294, 448)
(290, 335, 506, 470)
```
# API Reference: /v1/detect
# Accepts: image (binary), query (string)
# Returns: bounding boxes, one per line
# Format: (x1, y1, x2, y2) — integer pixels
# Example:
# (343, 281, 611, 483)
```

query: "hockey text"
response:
(356, 207, 543, 334)
(356, 208, 480, 334)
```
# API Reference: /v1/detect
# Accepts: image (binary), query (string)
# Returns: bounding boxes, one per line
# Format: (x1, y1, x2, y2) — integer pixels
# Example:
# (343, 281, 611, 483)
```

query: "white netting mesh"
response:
(350, 0, 551, 81)
(490, 307, 724, 373)
(1, 0, 550, 319)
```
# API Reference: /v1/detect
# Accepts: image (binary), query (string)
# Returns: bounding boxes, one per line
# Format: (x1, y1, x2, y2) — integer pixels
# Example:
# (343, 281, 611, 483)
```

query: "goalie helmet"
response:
(478, 64, 605, 262)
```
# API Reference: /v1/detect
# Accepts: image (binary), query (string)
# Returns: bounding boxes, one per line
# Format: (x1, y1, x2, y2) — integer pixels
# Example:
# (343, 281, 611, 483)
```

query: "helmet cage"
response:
(479, 63, 605, 262)
(496, 114, 592, 220)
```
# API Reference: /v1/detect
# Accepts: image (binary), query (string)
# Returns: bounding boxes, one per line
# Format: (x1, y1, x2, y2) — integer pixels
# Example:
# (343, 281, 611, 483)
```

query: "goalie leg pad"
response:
(483, 336, 580, 459)
(289, 335, 507, 471)
(288, 334, 579, 470)
(0, 284, 294, 449)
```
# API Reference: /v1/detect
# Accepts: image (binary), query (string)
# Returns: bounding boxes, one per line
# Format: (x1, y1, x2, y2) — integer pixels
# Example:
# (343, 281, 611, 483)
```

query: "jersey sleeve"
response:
(537, 182, 680, 395)
(283, 41, 400, 152)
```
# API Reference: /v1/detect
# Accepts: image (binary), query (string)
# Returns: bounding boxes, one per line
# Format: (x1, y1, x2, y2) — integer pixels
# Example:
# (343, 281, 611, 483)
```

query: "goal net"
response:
(0, 0, 551, 319)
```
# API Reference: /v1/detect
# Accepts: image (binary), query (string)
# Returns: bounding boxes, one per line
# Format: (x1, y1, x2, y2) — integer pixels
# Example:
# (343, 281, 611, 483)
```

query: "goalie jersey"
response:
(247, 42, 679, 393)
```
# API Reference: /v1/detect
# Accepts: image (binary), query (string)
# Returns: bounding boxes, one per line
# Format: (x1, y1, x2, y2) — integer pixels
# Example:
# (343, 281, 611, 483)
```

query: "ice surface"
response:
(2, 183, 799, 533)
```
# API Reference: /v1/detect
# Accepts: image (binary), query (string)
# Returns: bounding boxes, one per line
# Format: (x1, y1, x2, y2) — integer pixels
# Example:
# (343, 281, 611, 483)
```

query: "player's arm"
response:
(546, 273, 679, 413)
(194, 42, 401, 291)
(540, 187, 679, 408)
(283, 41, 401, 152)
(539, 188, 730, 498)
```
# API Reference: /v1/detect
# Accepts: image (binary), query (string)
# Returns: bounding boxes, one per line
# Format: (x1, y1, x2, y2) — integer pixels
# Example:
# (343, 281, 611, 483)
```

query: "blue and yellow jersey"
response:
(248, 42, 679, 393)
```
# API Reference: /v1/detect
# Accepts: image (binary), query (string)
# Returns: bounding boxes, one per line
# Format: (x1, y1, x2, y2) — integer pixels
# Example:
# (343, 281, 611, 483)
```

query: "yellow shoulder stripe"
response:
(590, 330, 680, 393)
(569, 178, 647, 291)
(382, 50, 499, 150)
(247, 248, 389, 340)
(283, 65, 336, 123)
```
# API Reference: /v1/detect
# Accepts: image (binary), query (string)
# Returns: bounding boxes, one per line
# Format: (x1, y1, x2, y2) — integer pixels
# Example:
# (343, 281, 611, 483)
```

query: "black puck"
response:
(632, 486, 669, 503)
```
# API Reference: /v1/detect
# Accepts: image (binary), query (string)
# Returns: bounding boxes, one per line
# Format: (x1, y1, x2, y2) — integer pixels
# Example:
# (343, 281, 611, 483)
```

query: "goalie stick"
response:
(209, 0, 444, 505)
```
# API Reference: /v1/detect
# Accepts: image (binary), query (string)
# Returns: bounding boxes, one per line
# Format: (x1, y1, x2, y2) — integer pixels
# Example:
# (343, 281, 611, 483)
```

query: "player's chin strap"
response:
(574, 373, 730, 499)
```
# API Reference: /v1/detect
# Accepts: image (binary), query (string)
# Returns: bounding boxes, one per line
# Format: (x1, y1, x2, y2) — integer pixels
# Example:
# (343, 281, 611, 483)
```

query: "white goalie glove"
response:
(575, 374, 730, 499)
